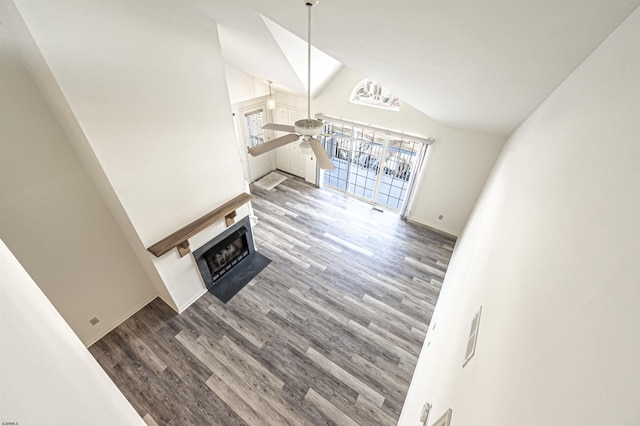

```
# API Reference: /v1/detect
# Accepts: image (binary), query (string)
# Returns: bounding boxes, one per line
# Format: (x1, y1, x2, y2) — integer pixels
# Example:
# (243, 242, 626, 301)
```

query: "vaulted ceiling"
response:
(4, 0, 639, 137)
(189, 0, 639, 136)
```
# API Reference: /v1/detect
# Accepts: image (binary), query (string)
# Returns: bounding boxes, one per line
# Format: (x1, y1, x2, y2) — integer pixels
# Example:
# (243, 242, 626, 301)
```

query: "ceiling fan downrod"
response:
(296, 0, 323, 136)
(248, 0, 334, 170)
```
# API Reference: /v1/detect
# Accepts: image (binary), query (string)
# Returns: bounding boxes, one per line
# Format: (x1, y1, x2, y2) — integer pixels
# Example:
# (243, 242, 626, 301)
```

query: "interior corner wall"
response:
(400, 6, 640, 426)
(0, 25, 156, 346)
(313, 67, 506, 236)
(12, 1, 247, 312)
(0, 240, 145, 425)
(225, 63, 270, 105)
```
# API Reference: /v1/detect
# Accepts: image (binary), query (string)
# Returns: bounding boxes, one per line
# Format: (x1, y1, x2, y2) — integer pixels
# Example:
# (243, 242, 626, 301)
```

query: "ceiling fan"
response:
(247, 0, 335, 171)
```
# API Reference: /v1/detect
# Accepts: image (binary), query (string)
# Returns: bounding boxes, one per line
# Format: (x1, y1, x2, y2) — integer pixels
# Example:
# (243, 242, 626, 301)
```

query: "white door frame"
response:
(238, 103, 275, 182)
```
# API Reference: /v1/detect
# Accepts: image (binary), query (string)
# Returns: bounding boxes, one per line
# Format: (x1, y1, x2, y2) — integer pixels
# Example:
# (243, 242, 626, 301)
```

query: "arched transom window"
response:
(350, 79, 400, 111)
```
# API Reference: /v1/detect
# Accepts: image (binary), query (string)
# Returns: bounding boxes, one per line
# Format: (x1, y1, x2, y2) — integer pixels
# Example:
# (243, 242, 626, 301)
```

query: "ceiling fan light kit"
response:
(298, 139, 313, 155)
(266, 80, 276, 110)
(246, 0, 335, 171)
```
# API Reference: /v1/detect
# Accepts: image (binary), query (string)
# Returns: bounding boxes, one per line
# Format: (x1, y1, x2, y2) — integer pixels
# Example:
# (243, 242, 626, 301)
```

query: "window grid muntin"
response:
(322, 122, 425, 211)
(246, 111, 265, 148)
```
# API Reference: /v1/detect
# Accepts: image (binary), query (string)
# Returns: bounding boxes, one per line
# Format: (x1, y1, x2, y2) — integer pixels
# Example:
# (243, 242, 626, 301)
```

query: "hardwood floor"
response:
(89, 176, 456, 425)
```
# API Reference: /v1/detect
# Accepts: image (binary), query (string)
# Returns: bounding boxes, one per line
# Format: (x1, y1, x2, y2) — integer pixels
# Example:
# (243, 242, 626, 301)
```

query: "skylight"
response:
(261, 15, 342, 98)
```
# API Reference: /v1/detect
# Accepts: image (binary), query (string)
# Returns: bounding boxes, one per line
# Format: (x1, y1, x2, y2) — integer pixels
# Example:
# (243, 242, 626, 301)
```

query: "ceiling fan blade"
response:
(248, 134, 300, 156)
(309, 137, 336, 170)
(263, 123, 296, 133)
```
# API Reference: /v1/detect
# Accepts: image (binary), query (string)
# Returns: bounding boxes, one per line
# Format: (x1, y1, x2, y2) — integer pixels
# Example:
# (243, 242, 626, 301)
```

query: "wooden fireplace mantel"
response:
(147, 192, 253, 258)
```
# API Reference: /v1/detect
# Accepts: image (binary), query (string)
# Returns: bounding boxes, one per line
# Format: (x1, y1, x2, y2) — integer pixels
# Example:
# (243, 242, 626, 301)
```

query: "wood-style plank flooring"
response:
(90, 175, 456, 425)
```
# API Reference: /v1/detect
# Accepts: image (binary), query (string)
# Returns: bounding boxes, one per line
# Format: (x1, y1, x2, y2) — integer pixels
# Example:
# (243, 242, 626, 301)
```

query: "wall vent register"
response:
(420, 402, 432, 425)
(463, 306, 482, 367)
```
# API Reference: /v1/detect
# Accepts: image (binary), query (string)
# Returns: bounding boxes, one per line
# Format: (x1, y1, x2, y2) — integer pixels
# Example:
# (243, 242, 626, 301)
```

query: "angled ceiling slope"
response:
(193, 0, 640, 137)
(261, 14, 342, 98)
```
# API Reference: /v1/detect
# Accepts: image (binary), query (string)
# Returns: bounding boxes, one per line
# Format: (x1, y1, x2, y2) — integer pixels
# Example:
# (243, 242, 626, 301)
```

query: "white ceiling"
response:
(188, 0, 639, 136)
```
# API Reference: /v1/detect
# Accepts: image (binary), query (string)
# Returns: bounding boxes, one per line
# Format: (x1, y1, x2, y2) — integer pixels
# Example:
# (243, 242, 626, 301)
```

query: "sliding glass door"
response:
(321, 120, 428, 211)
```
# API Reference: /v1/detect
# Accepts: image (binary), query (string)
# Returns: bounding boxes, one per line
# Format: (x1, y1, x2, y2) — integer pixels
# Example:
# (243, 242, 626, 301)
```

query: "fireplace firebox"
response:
(193, 216, 256, 288)
(193, 216, 270, 303)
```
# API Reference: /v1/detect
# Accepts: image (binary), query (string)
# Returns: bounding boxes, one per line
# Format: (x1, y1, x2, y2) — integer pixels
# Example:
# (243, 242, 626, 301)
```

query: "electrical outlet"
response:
(89, 317, 100, 326)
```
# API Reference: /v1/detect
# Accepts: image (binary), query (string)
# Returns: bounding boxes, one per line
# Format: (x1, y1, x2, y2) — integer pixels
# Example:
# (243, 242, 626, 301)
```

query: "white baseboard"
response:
(405, 217, 459, 240)
(86, 286, 209, 347)
(85, 294, 157, 348)
(177, 287, 208, 314)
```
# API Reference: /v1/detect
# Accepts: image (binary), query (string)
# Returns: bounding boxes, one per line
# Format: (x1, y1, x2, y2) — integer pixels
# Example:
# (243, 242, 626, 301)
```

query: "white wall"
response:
(225, 63, 270, 105)
(0, 240, 145, 425)
(12, 1, 248, 312)
(0, 25, 156, 345)
(400, 6, 640, 426)
(313, 67, 506, 236)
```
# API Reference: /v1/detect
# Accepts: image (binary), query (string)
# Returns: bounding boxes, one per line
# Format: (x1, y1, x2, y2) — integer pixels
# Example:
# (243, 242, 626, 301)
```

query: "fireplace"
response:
(194, 215, 255, 288)
(193, 215, 270, 302)
(205, 234, 248, 282)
